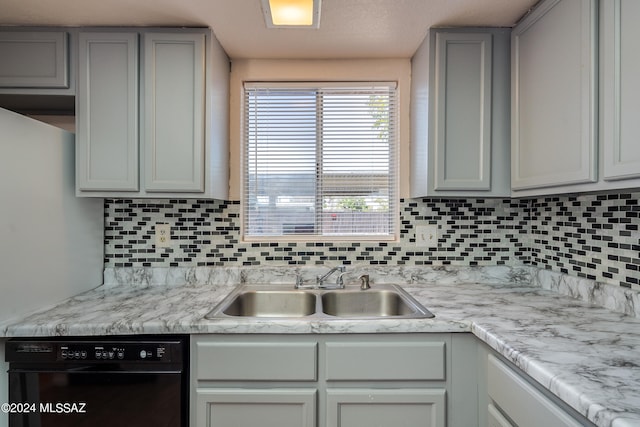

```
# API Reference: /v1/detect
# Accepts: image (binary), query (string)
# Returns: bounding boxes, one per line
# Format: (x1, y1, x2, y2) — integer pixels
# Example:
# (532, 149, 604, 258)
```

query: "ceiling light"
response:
(261, 0, 321, 28)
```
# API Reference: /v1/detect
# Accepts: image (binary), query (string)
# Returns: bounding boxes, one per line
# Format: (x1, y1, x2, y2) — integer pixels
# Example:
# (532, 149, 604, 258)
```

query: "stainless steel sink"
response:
(321, 288, 428, 317)
(205, 283, 434, 320)
(212, 289, 317, 318)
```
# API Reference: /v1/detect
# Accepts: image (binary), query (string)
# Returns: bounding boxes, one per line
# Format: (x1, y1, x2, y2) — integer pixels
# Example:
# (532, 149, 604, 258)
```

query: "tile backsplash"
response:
(104, 191, 639, 289)
(527, 192, 639, 289)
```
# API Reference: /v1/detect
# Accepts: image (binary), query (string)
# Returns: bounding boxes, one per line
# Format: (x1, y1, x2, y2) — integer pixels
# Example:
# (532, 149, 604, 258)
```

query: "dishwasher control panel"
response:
(60, 342, 171, 361)
(6, 338, 183, 364)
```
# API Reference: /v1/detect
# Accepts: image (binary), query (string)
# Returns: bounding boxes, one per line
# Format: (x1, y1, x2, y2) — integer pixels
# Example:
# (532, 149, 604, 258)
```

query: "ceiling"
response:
(0, 0, 540, 59)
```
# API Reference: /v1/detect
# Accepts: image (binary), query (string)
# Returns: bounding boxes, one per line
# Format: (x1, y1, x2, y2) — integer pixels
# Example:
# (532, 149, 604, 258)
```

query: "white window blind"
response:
(243, 82, 398, 240)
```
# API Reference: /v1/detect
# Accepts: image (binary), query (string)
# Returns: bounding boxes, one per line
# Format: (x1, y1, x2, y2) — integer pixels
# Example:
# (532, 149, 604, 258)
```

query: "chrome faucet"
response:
(316, 265, 347, 289)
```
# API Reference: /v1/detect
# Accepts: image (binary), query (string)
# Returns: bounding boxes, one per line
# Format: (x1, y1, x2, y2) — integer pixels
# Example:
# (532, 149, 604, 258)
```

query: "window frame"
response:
(241, 81, 399, 242)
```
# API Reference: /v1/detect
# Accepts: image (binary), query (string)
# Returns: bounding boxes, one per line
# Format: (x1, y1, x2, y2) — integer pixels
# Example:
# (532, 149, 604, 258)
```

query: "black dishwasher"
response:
(5, 335, 188, 427)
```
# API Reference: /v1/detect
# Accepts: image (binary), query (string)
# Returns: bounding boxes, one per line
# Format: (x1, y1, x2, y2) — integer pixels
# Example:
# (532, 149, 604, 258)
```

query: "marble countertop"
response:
(1, 269, 639, 427)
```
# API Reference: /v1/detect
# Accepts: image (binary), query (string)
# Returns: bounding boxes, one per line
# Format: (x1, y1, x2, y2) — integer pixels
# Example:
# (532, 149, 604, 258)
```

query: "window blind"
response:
(243, 82, 398, 240)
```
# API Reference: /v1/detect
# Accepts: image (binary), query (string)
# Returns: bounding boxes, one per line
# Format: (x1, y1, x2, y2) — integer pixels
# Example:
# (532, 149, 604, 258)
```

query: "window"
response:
(243, 82, 398, 240)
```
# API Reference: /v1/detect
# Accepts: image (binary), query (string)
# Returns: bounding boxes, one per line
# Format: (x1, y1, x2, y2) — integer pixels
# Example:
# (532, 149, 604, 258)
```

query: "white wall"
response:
(0, 108, 103, 321)
(0, 108, 103, 427)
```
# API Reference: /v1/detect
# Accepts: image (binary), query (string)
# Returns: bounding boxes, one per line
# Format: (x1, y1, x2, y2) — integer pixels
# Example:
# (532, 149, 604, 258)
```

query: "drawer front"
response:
(487, 354, 584, 427)
(325, 341, 445, 381)
(196, 341, 317, 381)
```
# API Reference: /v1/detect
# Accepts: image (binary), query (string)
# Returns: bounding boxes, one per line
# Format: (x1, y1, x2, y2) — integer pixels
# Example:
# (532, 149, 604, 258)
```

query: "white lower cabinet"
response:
(479, 347, 595, 427)
(192, 336, 318, 427)
(324, 339, 447, 427)
(192, 334, 457, 427)
(486, 354, 584, 427)
(193, 333, 598, 427)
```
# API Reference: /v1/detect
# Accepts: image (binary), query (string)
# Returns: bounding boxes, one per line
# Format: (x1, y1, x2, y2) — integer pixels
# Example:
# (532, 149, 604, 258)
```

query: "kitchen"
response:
(1, 0, 640, 426)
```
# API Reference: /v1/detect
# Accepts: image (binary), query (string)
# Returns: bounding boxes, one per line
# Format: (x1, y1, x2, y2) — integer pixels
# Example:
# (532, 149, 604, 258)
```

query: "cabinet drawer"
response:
(325, 341, 445, 381)
(487, 354, 583, 427)
(196, 341, 317, 381)
(0, 32, 69, 88)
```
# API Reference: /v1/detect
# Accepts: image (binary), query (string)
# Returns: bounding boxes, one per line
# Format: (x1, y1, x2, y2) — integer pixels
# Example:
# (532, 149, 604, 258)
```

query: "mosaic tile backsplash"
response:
(104, 191, 640, 289)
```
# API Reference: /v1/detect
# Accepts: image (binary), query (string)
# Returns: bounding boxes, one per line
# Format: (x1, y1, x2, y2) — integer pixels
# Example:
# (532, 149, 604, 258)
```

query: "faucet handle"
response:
(336, 265, 347, 287)
(295, 275, 312, 289)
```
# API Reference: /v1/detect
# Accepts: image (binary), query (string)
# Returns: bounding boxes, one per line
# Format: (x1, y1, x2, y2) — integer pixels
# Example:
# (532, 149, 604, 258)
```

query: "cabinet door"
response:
(143, 33, 205, 192)
(76, 32, 139, 191)
(196, 389, 316, 427)
(327, 389, 446, 427)
(0, 32, 68, 88)
(434, 32, 492, 191)
(601, 0, 640, 180)
(511, 0, 597, 190)
(411, 28, 510, 198)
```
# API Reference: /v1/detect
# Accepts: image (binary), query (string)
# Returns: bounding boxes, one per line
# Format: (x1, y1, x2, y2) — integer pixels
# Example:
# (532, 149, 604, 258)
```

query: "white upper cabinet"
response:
(511, 0, 598, 192)
(511, 0, 640, 196)
(411, 28, 511, 198)
(142, 33, 205, 192)
(434, 32, 492, 191)
(76, 32, 139, 192)
(0, 31, 72, 92)
(601, 0, 640, 181)
(76, 28, 229, 199)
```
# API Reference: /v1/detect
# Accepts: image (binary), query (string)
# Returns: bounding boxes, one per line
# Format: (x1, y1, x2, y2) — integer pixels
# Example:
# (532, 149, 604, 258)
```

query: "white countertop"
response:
(1, 265, 639, 427)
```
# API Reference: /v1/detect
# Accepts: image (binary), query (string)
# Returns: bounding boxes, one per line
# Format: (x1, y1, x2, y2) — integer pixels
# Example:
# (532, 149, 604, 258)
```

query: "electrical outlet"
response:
(416, 225, 438, 247)
(155, 223, 171, 248)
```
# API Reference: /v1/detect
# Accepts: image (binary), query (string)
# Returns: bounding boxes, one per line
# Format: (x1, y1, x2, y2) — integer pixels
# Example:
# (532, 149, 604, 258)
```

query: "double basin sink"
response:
(206, 283, 435, 320)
